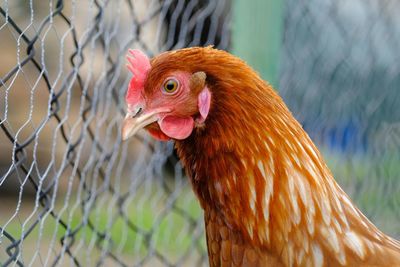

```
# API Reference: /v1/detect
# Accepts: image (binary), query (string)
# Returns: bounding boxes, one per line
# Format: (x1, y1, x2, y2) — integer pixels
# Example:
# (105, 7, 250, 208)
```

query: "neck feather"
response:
(175, 74, 400, 265)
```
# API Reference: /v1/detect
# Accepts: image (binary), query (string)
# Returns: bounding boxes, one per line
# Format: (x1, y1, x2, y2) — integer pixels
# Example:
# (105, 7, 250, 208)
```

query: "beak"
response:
(121, 110, 159, 141)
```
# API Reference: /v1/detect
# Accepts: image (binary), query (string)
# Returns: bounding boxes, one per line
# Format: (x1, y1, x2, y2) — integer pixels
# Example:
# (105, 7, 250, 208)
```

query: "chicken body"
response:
(122, 47, 400, 266)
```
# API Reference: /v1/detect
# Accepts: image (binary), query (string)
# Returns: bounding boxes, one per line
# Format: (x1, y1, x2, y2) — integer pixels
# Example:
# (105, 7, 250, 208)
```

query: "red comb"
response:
(125, 49, 151, 105)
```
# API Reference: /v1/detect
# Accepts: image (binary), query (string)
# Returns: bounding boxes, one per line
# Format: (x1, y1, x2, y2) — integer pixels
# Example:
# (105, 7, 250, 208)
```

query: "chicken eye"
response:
(163, 78, 179, 93)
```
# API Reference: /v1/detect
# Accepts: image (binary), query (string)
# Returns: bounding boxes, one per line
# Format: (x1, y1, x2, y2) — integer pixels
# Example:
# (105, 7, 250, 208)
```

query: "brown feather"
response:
(148, 47, 400, 266)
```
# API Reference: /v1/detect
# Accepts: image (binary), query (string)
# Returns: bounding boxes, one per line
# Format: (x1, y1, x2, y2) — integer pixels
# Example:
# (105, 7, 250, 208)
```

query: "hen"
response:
(121, 47, 400, 266)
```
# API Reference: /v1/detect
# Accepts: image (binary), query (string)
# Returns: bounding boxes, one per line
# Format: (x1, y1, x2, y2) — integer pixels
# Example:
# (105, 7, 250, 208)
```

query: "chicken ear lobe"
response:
(197, 87, 211, 124)
(190, 71, 211, 124)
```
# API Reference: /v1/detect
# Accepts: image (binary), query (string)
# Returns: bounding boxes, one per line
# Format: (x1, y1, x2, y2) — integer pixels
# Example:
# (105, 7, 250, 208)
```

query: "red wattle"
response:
(159, 116, 194, 140)
(148, 128, 171, 141)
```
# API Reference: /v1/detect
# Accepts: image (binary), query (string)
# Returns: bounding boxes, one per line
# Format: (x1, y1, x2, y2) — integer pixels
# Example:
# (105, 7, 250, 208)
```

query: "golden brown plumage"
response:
(122, 47, 400, 266)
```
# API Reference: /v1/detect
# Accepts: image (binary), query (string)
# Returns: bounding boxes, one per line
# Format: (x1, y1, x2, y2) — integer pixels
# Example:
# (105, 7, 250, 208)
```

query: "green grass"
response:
(1, 182, 205, 261)
(323, 149, 400, 237)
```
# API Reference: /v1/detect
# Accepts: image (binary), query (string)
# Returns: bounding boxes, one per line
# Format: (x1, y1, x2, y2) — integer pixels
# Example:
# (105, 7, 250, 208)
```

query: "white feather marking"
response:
(262, 198, 270, 222)
(293, 154, 301, 167)
(249, 176, 257, 213)
(303, 232, 310, 253)
(249, 196, 256, 213)
(303, 161, 321, 185)
(306, 143, 319, 160)
(232, 173, 237, 185)
(344, 232, 365, 259)
(318, 193, 332, 225)
(267, 136, 275, 146)
(306, 210, 315, 235)
(342, 196, 360, 217)
(292, 200, 301, 225)
(241, 158, 247, 168)
(268, 156, 275, 174)
(215, 181, 222, 194)
(364, 239, 375, 251)
(337, 249, 347, 266)
(341, 196, 366, 230)
(259, 223, 270, 243)
(332, 218, 343, 234)
(312, 243, 324, 267)
(288, 176, 301, 225)
(257, 160, 266, 177)
(296, 249, 305, 265)
(246, 221, 254, 239)
(340, 215, 350, 231)
(288, 171, 295, 193)
(295, 177, 308, 206)
(285, 138, 295, 151)
(332, 193, 342, 213)
(287, 242, 294, 267)
(291, 171, 315, 235)
(331, 190, 350, 229)
(258, 161, 273, 222)
(320, 226, 340, 253)
(333, 196, 350, 229)
(278, 195, 293, 236)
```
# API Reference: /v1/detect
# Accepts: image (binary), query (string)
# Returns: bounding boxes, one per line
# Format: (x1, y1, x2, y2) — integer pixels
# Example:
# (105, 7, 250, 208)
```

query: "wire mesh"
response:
(0, 0, 230, 266)
(0, 0, 399, 267)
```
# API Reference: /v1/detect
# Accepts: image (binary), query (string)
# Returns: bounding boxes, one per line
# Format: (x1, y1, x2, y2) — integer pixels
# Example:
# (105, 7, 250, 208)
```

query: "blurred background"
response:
(0, 0, 399, 266)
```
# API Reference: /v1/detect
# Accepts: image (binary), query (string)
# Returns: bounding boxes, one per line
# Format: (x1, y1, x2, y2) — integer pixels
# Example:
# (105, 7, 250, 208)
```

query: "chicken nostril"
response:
(132, 107, 142, 118)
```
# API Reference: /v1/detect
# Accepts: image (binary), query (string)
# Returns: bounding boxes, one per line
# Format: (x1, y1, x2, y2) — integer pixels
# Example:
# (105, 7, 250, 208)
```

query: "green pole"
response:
(231, 0, 284, 89)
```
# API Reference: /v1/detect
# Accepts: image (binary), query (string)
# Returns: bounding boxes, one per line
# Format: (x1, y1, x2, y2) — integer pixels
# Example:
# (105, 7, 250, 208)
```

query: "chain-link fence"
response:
(0, 1, 229, 266)
(0, 0, 399, 266)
